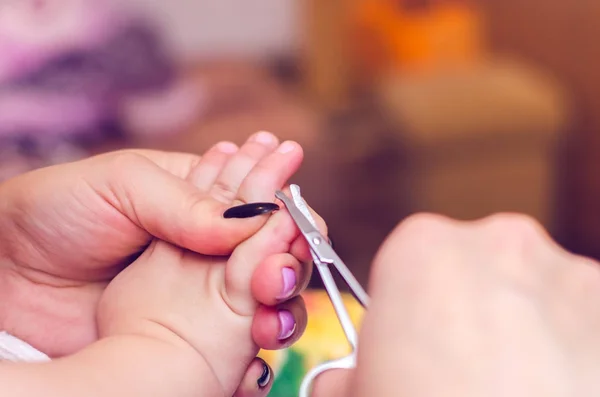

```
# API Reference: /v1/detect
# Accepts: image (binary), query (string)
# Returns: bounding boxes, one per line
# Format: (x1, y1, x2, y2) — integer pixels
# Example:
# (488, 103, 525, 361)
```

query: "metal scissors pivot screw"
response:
(275, 184, 370, 397)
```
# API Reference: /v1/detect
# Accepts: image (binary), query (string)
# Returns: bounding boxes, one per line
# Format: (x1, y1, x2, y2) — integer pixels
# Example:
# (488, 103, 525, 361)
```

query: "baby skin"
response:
(0, 132, 325, 396)
(98, 132, 325, 396)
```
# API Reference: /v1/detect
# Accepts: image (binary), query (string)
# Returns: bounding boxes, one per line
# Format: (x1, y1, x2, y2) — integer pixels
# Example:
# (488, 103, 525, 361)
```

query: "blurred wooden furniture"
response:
(480, 0, 600, 259)
(302, 0, 488, 108)
(375, 58, 570, 232)
(302, 0, 358, 109)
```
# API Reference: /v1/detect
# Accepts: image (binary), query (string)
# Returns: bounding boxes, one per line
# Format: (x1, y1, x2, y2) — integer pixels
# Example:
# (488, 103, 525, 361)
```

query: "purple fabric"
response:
(7, 23, 175, 95)
(0, 0, 125, 83)
(0, 89, 107, 137)
(0, 0, 176, 141)
(0, 0, 188, 183)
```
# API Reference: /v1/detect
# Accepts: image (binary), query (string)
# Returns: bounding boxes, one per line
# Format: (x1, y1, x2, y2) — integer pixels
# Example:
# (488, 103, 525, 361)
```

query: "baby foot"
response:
(97, 132, 326, 396)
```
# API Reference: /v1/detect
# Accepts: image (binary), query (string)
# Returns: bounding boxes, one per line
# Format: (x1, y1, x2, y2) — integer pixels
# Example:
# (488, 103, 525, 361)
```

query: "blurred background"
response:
(0, 0, 596, 289)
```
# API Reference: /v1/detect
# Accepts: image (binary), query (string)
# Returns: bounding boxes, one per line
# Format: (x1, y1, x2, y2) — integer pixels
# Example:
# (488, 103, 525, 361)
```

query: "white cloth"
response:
(0, 331, 50, 362)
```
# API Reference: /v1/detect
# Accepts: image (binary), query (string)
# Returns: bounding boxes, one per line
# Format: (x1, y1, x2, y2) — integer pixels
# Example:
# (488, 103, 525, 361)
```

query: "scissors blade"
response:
(275, 185, 370, 307)
(290, 184, 316, 228)
(274, 188, 329, 258)
(275, 189, 317, 231)
(279, 185, 361, 347)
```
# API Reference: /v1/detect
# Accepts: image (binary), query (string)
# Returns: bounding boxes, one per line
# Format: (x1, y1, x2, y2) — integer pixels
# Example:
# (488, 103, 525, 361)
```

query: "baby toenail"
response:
(277, 267, 296, 300)
(223, 202, 279, 218)
(277, 141, 296, 154)
(216, 141, 238, 153)
(253, 131, 275, 145)
(277, 310, 296, 340)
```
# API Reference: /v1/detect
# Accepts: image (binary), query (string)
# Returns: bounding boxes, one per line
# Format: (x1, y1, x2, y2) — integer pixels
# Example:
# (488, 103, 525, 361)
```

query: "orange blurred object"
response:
(350, 0, 488, 78)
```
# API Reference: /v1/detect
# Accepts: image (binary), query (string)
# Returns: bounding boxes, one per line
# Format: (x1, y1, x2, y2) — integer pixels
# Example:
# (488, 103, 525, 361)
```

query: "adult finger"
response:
(90, 152, 276, 255)
(118, 149, 202, 180)
(309, 369, 353, 397)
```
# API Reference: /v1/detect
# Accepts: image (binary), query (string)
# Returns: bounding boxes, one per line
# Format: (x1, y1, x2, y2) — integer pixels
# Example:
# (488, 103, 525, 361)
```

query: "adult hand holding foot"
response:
(0, 131, 326, 397)
(313, 213, 600, 396)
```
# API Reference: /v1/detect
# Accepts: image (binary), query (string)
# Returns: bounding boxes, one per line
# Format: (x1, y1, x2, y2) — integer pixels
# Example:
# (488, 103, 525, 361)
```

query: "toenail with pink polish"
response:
(277, 310, 296, 340)
(278, 267, 296, 300)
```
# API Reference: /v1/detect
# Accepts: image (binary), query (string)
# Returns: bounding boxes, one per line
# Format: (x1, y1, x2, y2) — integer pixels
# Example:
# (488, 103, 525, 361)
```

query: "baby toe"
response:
(210, 131, 279, 203)
(233, 357, 273, 397)
(186, 141, 238, 191)
(224, 209, 302, 315)
(251, 253, 312, 306)
(175, 137, 305, 257)
(251, 296, 307, 350)
(234, 140, 304, 204)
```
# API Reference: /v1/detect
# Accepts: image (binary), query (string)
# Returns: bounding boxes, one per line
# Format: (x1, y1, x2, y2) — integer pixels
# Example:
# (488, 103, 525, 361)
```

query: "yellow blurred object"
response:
(350, 0, 488, 78)
(293, 289, 364, 369)
(258, 289, 365, 396)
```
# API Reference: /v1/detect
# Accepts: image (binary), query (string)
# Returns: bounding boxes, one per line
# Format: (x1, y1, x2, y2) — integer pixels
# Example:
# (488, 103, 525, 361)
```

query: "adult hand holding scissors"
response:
(312, 213, 600, 396)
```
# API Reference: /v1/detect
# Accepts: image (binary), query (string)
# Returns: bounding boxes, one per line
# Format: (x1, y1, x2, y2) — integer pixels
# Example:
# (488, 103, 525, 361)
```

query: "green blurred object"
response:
(259, 290, 365, 396)
(268, 349, 305, 397)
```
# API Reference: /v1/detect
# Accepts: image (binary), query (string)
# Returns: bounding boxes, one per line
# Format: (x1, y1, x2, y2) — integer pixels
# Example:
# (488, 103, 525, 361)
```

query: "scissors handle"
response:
(310, 240, 369, 308)
(299, 353, 356, 397)
(315, 259, 359, 349)
(274, 185, 370, 397)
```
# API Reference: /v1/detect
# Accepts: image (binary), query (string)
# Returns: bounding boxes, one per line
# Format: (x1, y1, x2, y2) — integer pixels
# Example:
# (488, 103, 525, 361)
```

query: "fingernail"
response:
(253, 131, 275, 145)
(257, 360, 271, 389)
(223, 202, 279, 219)
(277, 267, 296, 300)
(277, 140, 296, 154)
(277, 310, 296, 340)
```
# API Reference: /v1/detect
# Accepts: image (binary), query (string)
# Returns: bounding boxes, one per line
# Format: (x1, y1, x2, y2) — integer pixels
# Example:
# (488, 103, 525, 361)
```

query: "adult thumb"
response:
(95, 153, 271, 256)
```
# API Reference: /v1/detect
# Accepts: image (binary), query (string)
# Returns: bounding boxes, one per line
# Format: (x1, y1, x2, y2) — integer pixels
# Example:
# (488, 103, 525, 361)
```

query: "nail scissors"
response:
(275, 184, 370, 397)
